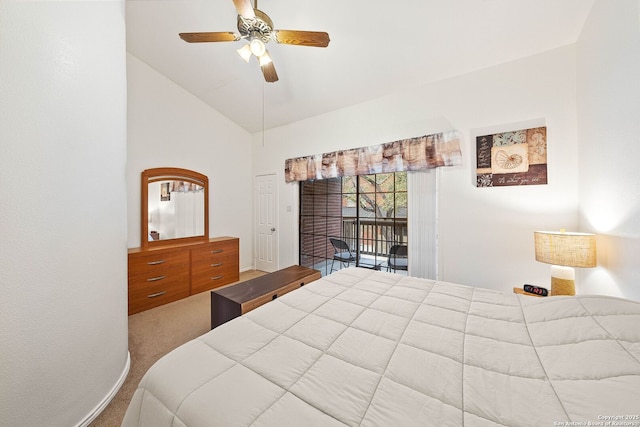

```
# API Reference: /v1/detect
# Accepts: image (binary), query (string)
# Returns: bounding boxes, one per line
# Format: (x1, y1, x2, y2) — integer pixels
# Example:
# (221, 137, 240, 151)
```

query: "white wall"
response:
(576, 0, 640, 301)
(0, 1, 129, 426)
(127, 55, 254, 271)
(253, 45, 580, 293)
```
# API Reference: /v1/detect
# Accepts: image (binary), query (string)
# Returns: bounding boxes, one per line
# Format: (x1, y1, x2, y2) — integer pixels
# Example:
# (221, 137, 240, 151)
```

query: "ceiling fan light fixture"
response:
(179, 0, 329, 83)
(249, 38, 266, 57)
(258, 51, 272, 66)
(237, 44, 252, 62)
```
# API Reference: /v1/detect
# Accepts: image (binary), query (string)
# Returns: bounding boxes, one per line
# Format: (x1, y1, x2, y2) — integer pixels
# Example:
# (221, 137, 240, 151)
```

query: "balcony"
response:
(301, 216, 408, 276)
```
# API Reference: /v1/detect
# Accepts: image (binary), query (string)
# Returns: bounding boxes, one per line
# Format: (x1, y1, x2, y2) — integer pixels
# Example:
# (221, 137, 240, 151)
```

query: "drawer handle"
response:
(210, 262, 223, 267)
(210, 249, 224, 254)
(146, 275, 166, 282)
(147, 260, 165, 265)
(147, 291, 166, 298)
(211, 275, 223, 281)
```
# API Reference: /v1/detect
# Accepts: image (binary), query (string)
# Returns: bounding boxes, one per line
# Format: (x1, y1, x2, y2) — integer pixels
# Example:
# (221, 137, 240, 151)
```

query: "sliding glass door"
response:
(299, 172, 407, 275)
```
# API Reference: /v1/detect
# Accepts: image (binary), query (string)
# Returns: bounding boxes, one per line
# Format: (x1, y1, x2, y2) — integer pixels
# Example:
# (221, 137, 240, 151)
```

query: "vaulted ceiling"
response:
(126, 0, 594, 133)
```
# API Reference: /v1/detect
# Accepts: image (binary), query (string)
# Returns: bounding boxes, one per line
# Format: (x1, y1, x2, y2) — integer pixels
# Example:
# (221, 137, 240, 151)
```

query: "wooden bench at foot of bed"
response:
(210, 265, 321, 329)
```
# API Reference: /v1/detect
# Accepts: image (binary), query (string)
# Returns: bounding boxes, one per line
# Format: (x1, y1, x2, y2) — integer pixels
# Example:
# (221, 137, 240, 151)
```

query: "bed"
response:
(122, 267, 640, 427)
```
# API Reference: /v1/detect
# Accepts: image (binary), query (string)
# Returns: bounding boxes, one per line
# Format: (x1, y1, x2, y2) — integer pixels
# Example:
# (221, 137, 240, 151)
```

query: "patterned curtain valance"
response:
(284, 130, 463, 182)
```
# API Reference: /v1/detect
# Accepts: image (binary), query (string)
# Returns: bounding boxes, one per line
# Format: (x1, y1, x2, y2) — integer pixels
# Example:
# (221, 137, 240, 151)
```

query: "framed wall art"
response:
(160, 182, 170, 201)
(476, 126, 547, 187)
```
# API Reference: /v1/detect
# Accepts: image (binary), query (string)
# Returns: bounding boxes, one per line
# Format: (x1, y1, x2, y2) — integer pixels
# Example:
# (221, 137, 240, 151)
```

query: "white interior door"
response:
(255, 174, 278, 272)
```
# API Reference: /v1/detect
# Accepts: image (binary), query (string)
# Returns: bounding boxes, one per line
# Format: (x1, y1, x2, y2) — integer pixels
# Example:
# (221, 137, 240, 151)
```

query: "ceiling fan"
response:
(179, 0, 330, 83)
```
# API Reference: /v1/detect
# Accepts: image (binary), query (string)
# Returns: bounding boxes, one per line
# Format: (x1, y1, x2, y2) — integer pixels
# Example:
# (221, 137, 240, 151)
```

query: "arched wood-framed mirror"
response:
(141, 167, 209, 249)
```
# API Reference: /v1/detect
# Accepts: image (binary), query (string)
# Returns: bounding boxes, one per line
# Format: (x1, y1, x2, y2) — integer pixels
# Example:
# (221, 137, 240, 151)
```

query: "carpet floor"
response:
(90, 270, 266, 426)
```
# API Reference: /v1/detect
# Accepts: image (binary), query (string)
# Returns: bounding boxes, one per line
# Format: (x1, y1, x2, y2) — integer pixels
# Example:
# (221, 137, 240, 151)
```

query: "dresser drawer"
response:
(191, 240, 238, 263)
(128, 250, 189, 277)
(191, 259, 239, 294)
(128, 268, 190, 315)
(191, 253, 237, 278)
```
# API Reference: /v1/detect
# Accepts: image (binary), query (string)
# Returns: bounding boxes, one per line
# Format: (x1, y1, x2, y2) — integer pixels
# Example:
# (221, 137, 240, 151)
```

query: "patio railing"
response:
(340, 217, 407, 261)
(301, 217, 408, 275)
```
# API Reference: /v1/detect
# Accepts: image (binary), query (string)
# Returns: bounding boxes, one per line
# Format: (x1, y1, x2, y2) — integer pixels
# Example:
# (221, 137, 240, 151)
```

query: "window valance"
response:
(284, 130, 462, 182)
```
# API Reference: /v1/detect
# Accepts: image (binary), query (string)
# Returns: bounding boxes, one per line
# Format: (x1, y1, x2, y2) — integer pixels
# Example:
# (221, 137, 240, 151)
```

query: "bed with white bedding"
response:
(122, 267, 640, 427)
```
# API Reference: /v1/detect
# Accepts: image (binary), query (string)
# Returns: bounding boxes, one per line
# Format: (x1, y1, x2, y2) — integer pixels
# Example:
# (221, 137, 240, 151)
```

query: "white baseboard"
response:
(76, 351, 131, 427)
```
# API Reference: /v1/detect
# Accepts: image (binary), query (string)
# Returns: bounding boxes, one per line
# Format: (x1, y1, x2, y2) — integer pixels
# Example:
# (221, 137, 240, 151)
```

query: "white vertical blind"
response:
(407, 169, 439, 279)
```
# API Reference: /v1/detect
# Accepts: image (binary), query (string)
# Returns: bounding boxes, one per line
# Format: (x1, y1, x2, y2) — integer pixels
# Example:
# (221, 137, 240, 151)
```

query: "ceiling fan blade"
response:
(259, 52, 278, 82)
(273, 30, 330, 47)
(233, 0, 255, 19)
(261, 62, 279, 82)
(179, 32, 239, 43)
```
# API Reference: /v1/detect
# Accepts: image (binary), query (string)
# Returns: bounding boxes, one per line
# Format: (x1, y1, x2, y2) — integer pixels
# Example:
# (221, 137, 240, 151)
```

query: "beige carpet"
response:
(91, 270, 266, 427)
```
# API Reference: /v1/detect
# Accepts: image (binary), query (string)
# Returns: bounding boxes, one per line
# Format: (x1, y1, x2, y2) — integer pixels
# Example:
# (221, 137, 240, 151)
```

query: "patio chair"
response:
(387, 244, 408, 272)
(329, 238, 357, 273)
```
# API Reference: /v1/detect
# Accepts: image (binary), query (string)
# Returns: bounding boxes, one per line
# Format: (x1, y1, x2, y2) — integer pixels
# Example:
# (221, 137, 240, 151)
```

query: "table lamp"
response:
(534, 230, 597, 296)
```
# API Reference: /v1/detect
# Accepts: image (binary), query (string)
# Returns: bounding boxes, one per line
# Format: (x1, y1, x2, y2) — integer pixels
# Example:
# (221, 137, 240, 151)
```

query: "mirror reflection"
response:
(147, 180, 205, 241)
(141, 167, 209, 249)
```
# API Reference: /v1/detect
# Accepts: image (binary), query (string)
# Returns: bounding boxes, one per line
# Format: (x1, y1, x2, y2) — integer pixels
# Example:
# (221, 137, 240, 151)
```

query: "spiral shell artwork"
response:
(476, 126, 546, 187)
(494, 150, 523, 169)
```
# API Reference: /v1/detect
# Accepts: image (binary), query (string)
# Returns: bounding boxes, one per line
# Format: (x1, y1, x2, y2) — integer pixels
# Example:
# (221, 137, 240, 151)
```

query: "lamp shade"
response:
(237, 44, 252, 63)
(250, 38, 266, 57)
(534, 231, 596, 268)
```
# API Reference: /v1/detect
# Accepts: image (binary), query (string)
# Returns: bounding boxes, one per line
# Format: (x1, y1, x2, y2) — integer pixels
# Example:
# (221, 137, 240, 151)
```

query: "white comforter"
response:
(122, 267, 640, 427)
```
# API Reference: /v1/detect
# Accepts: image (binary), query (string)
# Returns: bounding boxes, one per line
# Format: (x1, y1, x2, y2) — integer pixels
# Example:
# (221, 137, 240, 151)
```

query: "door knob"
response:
(271, 227, 276, 232)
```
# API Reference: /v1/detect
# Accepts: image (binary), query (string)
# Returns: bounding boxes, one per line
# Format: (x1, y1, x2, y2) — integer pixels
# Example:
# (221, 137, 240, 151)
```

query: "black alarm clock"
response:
(523, 284, 548, 297)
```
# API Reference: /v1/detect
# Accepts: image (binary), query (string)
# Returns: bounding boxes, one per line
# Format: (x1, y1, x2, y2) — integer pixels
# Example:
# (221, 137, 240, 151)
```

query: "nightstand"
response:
(513, 287, 544, 297)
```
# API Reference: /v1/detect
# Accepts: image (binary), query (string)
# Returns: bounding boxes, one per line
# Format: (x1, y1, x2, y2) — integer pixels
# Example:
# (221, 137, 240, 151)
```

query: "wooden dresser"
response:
(128, 237, 239, 315)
